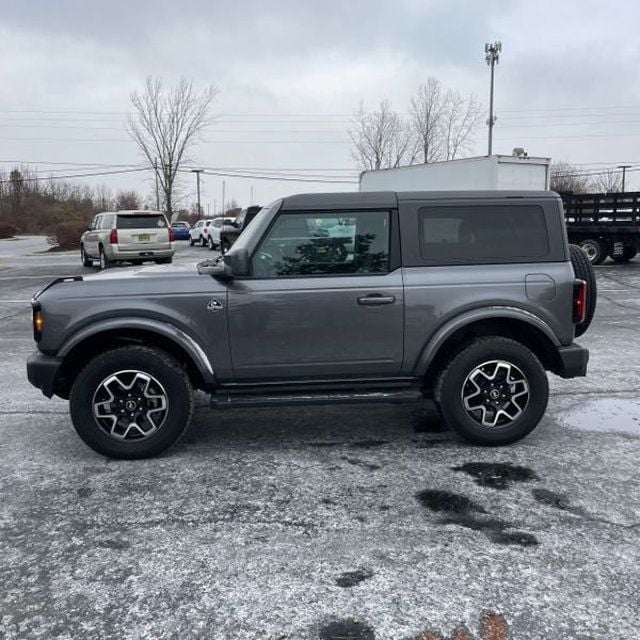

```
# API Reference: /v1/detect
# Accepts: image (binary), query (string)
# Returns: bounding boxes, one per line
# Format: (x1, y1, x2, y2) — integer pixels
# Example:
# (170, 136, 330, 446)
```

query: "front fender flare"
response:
(414, 306, 560, 377)
(58, 317, 215, 384)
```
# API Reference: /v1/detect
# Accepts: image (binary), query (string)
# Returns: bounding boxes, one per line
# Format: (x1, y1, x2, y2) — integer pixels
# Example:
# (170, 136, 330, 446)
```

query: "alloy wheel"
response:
(461, 360, 530, 428)
(92, 370, 169, 441)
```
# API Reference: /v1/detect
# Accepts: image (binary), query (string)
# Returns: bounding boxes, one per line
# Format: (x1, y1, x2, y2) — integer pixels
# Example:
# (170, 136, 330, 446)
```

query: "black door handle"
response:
(357, 294, 396, 306)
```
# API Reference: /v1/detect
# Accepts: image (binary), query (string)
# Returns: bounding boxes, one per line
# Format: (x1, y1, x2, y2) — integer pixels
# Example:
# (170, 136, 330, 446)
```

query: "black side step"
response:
(210, 387, 424, 409)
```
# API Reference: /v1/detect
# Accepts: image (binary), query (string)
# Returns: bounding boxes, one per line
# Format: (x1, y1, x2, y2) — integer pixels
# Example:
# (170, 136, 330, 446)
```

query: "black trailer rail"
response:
(560, 191, 640, 264)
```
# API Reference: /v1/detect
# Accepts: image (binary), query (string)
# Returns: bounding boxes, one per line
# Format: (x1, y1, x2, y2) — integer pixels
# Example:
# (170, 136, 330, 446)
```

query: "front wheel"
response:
(200, 236, 207, 247)
(435, 337, 549, 446)
(208, 236, 217, 251)
(69, 346, 194, 459)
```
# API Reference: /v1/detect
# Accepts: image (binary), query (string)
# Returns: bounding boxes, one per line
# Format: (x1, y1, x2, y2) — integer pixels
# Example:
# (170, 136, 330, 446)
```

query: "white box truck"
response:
(359, 155, 551, 192)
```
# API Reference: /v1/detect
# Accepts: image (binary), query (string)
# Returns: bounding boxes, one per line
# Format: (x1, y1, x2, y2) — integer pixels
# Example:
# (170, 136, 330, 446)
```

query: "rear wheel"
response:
(221, 237, 231, 253)
(98, 247, 111, 270)
(579, 238, 606, 265)
(69, 346, 194, 459)
(208, 236, 217, 251)
(435, 337, 549, 446)
(612, 245, 638, 263)
(155, 257, 173, 264)
(189, 237, 196, 247)
(569, 244, 597, 337)
(80, 245, 92, 267)
(200, 236, 207, 247)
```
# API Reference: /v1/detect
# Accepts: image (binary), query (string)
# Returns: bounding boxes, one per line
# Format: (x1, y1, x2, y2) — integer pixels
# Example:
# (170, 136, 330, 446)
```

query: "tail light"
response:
(573, 279, 587, 324)
(169, 227, 175, 242)
(109, 228, 118, 244)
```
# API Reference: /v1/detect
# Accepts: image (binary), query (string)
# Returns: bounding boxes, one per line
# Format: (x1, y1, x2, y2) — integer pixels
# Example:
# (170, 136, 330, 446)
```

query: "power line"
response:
(0, 167, 150, 184)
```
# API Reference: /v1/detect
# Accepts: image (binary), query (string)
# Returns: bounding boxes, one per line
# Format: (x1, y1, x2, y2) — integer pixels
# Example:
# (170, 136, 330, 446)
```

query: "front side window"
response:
(418, 205, 549, 263)
(252, 210, 390, 277)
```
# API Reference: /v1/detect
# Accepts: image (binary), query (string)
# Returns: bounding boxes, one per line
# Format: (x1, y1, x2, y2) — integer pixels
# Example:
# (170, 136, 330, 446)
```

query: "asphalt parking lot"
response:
(1, 236, 639, 640)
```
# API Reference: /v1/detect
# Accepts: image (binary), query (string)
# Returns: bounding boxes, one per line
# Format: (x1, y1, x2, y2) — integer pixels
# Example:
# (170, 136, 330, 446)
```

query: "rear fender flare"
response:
(414, 306, 560, 376)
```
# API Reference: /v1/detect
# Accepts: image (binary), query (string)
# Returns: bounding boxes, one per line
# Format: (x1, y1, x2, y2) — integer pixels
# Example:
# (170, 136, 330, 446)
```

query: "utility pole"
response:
(485, 41, 502, 156)
(618, 165, 631, 192)
(154, 158, 160, 211)
(190, 169, 204, 216)
(250, 185, 254, 205)
(221, 180, 226, 216)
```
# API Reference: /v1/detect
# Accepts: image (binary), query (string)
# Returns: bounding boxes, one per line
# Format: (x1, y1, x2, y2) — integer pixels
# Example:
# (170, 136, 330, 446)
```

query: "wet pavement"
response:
(0, 237, 639, 639)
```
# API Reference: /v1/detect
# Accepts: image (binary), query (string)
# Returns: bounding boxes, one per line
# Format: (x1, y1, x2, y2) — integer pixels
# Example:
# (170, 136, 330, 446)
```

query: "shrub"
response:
(0, 222, 19, 239)
(47, 220, 88, 250)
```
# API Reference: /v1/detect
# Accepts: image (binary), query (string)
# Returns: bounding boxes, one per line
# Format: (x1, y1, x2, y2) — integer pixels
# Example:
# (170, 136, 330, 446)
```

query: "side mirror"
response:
(224, 248, 249, 276)
(197, 258, 233, 280)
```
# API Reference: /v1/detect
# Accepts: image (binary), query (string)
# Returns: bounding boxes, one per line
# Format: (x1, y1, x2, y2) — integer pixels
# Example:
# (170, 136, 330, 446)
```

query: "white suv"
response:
(80, 210, 175, 270)
(189, 219, 215, 247)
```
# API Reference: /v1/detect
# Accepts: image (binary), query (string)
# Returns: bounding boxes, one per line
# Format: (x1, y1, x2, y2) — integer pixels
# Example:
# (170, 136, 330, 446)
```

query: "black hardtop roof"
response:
(279, 190, 559, 211)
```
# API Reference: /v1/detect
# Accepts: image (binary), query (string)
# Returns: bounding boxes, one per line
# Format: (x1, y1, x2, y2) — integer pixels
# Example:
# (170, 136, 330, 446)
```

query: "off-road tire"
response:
(569, 243, 597, 337)
(435, 337, 549, 446)
(69, 346, 194, 459)
(80, 245, 92, 267)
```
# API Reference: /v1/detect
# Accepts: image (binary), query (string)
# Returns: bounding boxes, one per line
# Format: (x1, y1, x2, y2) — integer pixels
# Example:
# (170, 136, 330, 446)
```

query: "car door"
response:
(227, 208, 404, 379)
(84, 215, 102, 257)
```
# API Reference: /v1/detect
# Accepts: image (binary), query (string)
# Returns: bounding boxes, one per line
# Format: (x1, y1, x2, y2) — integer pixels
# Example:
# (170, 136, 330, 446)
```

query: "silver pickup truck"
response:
(27, 191, 595, 459)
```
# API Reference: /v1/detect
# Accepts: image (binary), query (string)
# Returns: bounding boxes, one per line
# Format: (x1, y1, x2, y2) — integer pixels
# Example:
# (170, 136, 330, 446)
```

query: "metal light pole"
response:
(191, 169, 204, 216)
(618, 165, 631, 192)
(485, 41, 502, 156)
(221, 180, 226, 216)
(154, 158, 160, 211)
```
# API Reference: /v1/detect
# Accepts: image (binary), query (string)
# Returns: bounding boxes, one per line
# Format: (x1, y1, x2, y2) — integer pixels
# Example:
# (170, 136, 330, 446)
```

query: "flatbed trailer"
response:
(561, 191, 640, 264)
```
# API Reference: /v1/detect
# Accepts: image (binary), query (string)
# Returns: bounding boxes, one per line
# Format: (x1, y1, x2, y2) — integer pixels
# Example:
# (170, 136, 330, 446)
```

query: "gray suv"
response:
(27, 191, 594, 459)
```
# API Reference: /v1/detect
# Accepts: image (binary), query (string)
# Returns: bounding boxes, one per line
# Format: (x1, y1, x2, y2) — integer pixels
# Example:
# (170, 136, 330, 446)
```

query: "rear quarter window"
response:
(117, 215, 167, 229)
(418, 205, 549, 263)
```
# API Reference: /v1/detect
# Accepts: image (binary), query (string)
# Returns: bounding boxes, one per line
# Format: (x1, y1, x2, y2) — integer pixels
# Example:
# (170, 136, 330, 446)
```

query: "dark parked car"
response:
(27, 191, 595, 459)
(220, 205, 262, 251)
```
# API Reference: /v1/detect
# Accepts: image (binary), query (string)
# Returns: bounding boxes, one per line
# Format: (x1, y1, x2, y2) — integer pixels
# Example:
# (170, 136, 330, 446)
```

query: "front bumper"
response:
(555, 343, 589, 378)
(27, 350, 63, 398)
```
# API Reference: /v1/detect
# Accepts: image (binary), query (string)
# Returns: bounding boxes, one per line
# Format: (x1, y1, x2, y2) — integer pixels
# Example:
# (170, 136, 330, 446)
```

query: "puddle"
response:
(452, 462, 538, 490)
(335, 568, 374, 588)
(532, 488, 586, 516)
(319, 618, 375, 640)
(415, 490, 536, 548)
(559, 398, 640, 436)
(489, 530, 539, 547)
(415, 490, 486, 515)
(77, 486, 93, 498)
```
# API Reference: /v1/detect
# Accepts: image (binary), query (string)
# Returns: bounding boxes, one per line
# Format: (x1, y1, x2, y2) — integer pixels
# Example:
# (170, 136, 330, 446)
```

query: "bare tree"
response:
(128, 77, 218, 219)
(349, 101, 417, 171)
(442, 90, 482, 161)
(591, 168, 622, 193)
(409, 77, 447, 163)
(550, 161, 592, 194)
(115, 190, 141, 210)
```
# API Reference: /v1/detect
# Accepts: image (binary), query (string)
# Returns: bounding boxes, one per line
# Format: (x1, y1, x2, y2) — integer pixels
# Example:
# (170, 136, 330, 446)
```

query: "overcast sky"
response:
(1, 0, 640, 211)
